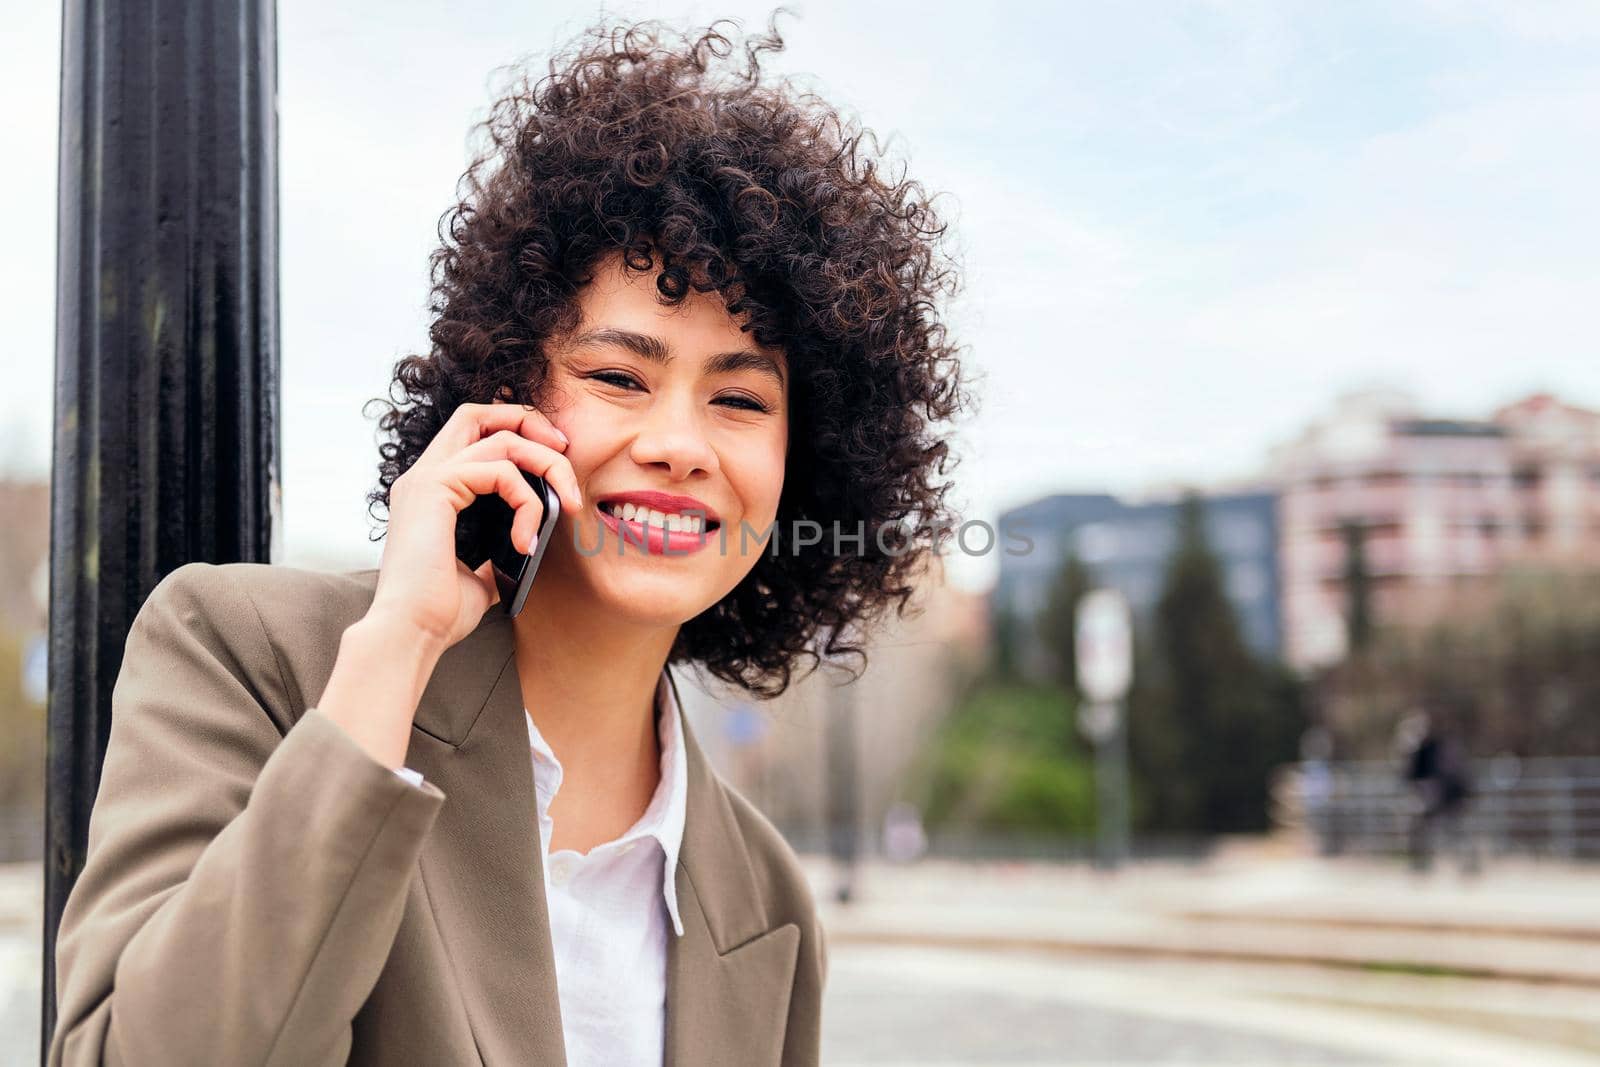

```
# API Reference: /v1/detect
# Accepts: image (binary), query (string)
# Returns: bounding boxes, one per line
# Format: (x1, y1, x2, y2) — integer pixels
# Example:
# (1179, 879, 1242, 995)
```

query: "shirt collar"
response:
(653, 672, 689, 937)
(523, 671, 689, 937)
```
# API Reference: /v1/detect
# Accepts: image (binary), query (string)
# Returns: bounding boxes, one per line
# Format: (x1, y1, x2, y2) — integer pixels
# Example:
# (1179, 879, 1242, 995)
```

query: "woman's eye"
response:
(586, 370, 768, 412)
(589, 371, 644, 391)
(714, 393, 772, 414)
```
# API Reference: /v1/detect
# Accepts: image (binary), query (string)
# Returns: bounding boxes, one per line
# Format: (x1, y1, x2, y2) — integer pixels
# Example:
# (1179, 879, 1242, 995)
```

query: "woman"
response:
(50, 13, 965, 1066)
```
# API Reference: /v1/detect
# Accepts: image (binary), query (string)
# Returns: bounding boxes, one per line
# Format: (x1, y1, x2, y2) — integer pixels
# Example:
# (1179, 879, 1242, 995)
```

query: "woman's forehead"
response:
(564, 256, 787, 373)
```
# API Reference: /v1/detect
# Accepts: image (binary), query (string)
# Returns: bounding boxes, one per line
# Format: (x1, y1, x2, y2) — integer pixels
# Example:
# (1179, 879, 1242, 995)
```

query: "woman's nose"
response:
(628, 404, 719, 481)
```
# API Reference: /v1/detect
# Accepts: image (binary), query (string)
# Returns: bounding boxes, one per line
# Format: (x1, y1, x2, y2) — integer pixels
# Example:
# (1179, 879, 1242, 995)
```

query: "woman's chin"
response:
(582, 574, 723, 630)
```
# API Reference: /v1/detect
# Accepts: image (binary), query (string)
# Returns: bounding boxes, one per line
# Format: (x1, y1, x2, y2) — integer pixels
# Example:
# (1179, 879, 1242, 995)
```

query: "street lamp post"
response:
(1076, 588, 1133, 869)
(45, 0, 280, 1053)
(823, 658, 861, 903)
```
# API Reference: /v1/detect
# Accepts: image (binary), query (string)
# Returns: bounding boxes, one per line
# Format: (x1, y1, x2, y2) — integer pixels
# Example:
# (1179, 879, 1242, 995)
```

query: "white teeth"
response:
(605, 502, 712, 532)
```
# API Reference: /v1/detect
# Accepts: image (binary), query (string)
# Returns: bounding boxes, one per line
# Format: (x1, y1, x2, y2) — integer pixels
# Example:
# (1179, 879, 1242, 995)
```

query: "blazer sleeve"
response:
(763, 820, 828, 1067)
(49, 562, 446, 1067)
(784, 907, 829, 1067)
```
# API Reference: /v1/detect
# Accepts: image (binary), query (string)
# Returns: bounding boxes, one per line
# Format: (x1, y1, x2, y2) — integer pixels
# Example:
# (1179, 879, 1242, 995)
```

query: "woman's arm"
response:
(51, 401, 578, 1064)
(49, 562, 444, 1067)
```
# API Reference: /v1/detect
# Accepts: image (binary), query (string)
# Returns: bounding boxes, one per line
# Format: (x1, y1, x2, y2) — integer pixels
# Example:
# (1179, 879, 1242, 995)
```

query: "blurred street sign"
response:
(723, 702, 767, 748)
(1076, 588, 1132, 704)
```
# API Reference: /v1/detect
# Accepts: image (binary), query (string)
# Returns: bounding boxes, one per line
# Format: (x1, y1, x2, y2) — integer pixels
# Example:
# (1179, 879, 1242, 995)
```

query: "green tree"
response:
(1127, 492, 1306, 834)
(1036, 550, 1094, 691)
(990, 602, 1022, 680)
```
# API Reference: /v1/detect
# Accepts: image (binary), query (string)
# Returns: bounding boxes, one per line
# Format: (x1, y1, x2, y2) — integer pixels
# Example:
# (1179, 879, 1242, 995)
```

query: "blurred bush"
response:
(910, 679, 1096, 836)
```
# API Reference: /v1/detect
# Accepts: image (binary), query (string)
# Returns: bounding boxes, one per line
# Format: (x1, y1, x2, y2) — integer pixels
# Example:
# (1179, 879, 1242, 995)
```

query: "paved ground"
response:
(8, 850, 1600, 1065)
(825, 945, 1600, 1066)
(807, 845, 1600, 986)
(0, 864, 38, 1067)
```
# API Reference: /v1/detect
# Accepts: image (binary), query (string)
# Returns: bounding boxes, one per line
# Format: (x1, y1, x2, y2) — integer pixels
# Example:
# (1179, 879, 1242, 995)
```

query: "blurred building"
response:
(0, 479, 50, 634)
(1269, 389, 1600, 671)
(676, 559, 988, 853)
(992, 489, 1283, 680)
(1493, 392, 1600, 566)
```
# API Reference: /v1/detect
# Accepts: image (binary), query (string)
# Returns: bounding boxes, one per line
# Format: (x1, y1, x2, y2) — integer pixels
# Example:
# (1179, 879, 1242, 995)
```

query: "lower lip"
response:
(598, 510, 717, 555)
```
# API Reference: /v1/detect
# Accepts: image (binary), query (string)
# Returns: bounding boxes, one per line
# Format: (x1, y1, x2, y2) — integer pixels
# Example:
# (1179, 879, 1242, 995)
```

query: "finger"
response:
(456, 430, 583, 518)
(449, 460, 545, 547)
(421, 401, 568, 467)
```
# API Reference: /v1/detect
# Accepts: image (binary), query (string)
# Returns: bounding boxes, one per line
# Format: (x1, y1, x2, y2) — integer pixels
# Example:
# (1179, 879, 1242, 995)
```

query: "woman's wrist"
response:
(315, 613, 444, 770)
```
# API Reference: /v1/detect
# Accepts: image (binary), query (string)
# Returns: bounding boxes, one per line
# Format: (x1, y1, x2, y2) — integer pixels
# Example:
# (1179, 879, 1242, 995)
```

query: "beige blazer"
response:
(50, 562, 826, 1066)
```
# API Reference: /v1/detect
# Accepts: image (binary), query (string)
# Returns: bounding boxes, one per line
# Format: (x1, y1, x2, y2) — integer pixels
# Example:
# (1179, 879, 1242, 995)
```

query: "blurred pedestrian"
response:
(1400, 711, 1480, 876)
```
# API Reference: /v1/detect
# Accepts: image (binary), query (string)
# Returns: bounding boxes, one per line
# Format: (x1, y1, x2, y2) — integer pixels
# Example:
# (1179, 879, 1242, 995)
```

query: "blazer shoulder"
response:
(209, 561, 378, 624)
(151, 561, 375, 640)
(149, 561, 379, 718)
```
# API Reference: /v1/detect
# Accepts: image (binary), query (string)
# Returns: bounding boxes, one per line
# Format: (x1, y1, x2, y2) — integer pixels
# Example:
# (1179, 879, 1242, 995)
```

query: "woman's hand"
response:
(367, 401, 584, 657)
(318, 402, 583, 770)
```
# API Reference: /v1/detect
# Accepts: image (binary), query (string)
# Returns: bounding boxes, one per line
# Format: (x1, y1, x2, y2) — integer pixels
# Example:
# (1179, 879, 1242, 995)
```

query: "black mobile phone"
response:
(453, 469, 561, 617)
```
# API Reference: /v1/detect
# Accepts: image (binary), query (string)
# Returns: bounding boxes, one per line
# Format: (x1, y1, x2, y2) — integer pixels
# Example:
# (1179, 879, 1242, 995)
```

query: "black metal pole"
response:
(824, 669, 860, 903)
(45, 0, 279, 1054)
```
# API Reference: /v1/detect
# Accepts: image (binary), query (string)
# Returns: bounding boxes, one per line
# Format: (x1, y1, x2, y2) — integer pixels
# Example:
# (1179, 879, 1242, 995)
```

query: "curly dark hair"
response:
(365, 9, 969, 697)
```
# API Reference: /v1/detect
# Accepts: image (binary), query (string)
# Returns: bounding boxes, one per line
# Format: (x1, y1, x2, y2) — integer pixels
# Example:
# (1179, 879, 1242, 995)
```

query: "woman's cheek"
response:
(752, 434, 788, 521)
(546, 398, 612, 475)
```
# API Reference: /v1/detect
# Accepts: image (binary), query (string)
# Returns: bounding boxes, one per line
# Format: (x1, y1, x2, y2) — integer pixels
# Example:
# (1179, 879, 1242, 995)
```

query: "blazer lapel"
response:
(403, 602, 568, 1067)
(663, 670, 802, 1067)
(348, 574, 798, 1067)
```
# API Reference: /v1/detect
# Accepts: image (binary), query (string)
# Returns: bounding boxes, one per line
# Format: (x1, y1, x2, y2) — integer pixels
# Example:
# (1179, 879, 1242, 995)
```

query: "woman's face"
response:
(535, 251, 789, 630)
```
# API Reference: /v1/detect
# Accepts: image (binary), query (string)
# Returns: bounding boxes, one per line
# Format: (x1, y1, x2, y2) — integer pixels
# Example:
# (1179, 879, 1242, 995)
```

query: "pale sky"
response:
(5, 1, 1599, 589)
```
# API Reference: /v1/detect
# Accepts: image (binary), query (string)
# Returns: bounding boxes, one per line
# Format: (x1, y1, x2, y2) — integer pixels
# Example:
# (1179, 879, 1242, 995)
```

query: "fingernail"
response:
(556, 429, 569, 445)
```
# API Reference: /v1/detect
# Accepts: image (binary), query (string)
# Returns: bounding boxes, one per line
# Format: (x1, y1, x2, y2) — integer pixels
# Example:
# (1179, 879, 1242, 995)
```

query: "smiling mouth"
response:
(596, 500, 721, 534)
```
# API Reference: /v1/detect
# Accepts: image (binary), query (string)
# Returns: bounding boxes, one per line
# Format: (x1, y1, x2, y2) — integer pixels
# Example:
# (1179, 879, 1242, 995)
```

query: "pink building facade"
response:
(1270, 390, 1600, 672)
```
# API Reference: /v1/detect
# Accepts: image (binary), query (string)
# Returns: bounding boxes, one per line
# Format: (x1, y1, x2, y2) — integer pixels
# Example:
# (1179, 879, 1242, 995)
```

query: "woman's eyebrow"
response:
(571, 327, 785, 388)
(572, 327, 671, 364)
(705, 349, 786, 389)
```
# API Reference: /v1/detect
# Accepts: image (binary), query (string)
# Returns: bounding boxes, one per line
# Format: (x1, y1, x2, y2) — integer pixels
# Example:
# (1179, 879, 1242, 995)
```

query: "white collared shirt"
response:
(527, 672, 688, 1067)
(395, 673, 688, 1066)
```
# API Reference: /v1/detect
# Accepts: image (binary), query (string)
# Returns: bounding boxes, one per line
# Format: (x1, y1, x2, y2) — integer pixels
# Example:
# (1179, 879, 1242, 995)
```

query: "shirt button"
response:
(549, 857, 572, 885)
(619, 842, 636, 855)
